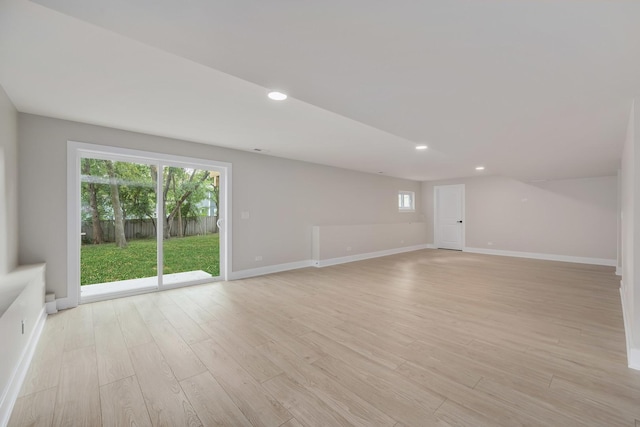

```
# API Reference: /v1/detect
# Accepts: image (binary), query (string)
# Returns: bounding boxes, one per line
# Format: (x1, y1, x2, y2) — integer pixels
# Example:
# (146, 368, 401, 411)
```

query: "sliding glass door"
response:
(161, 166, 220, 286)
(69, 143, 230, 305)
(80, 158, 158, 296)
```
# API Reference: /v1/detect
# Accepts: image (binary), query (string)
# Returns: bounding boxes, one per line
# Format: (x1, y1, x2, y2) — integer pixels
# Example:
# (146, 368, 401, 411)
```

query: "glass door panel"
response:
(80, 157, 158, 297)
(161, 166, 220, 286)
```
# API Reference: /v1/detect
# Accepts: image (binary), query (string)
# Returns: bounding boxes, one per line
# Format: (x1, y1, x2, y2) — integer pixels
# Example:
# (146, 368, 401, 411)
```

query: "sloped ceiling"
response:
(1, 0, 639, 180)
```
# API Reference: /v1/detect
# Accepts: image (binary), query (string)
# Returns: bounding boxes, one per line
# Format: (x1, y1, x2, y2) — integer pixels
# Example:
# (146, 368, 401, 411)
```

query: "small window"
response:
(398, 191, 415, 212)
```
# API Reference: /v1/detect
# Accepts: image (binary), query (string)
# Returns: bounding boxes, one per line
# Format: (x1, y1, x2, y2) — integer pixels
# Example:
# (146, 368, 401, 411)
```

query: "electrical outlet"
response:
(487, 241, 493, 246)
(255, 255, 262, 261)
(346, 246, 352, 252)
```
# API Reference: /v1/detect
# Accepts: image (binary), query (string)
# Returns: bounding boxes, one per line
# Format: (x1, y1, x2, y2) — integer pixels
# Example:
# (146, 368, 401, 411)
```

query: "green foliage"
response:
(116, 162, 156, 220)
(81, 158, 112, 222)
(80, 234, 220, 285)
(164, 167, 214, 216)
(81, 159, 153, 221)
(81, 159, 217, 228)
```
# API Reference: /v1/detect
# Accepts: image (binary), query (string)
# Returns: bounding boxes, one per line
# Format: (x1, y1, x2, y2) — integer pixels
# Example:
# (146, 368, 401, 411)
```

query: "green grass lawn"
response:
(81, 234, 219, 285)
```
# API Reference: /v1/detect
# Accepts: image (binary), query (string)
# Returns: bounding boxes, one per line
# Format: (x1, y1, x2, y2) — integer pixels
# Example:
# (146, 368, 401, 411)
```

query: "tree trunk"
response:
(153, 167, 210, 240)
(82, 159, 104, 244)
(105, 160, 128, 248)
(173, 175, 184, 238)
(212, 215, 218, 234)
(165, 170, 208, 224)
(163, 169, 174, 239)
(149, 166, 159, 238)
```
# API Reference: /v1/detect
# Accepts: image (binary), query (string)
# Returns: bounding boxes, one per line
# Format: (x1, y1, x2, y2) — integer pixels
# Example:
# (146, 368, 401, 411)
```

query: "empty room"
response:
(2, 0, 640, 426)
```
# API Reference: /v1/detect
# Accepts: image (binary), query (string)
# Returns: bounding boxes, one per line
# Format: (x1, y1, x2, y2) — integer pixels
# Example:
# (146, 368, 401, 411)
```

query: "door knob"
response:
(457, 220, 463, 223)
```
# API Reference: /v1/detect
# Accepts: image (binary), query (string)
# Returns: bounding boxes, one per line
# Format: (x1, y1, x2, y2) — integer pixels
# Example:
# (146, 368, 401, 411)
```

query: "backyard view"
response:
(80, 234, 219, 286)
(80, 158, 219, 286)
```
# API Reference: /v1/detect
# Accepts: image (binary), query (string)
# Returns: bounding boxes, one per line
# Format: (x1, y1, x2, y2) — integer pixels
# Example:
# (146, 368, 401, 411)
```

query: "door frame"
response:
(433, 184, 465, 250)
(67, 141, 232, 307)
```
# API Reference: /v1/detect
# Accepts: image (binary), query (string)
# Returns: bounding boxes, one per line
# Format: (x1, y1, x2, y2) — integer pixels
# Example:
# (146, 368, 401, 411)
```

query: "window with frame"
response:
(398, 191, 415, 211)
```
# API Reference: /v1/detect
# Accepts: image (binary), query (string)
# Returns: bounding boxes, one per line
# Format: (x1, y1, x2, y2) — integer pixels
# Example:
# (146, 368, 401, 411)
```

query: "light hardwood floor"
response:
(9, 249, 640, 426)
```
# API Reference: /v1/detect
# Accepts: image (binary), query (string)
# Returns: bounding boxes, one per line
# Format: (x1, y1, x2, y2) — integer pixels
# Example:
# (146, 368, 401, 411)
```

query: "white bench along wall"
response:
(0, 264, 46, 427)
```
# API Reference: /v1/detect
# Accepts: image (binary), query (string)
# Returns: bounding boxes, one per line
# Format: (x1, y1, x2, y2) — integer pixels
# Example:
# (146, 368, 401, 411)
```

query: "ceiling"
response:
(1, 0, 639, 181)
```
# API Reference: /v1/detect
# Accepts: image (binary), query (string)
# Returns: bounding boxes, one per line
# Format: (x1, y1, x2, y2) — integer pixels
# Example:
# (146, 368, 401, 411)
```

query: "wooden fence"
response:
(81, 216, 218, 243)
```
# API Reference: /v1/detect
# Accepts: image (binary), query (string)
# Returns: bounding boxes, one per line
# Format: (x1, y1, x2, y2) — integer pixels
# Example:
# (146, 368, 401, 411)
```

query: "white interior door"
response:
(434, 184, 464, 250)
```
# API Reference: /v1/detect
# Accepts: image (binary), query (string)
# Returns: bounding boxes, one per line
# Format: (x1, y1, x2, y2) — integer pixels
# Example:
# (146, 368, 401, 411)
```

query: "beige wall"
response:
(18, 113, 422, 299)
(422, 175, 617, 260)
(0, 85, 18, 275)
(312, 222, 428, 264)
(618, 169, 623, 273)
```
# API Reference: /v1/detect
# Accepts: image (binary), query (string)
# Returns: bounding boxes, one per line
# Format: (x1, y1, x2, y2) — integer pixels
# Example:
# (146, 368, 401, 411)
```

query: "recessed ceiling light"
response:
(475, 166, 485, 171)
(415, 145, 428, 150)
(267, 91, 287, 101)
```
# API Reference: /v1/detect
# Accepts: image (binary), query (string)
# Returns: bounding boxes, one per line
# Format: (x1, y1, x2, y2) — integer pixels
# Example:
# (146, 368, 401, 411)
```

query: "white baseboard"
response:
(314, 244, 432, 268)
(55, 297, 74, 311)
(616, 266, 622, 276)
(190, 244, 433, 280)
(229, 260, 314, 280)
(0, 307, 47, 427)
(629, 348, 640, 371)
(463, 247, 616, 267)
(620, 285, 640, 370)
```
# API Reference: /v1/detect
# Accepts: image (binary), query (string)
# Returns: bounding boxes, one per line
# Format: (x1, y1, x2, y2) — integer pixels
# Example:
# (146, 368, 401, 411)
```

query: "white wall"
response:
(620, 100, 640, 368)
(0, 87, 47, 423)
(422, 175, 617, 261)
(0, 85, 18, 276)
(18, 113, 422, 300)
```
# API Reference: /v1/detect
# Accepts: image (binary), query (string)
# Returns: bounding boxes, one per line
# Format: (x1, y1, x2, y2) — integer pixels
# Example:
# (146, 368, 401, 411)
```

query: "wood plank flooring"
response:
(9, 249, 640, 426)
